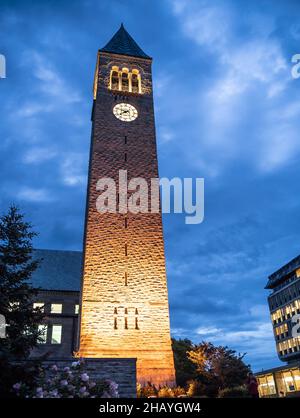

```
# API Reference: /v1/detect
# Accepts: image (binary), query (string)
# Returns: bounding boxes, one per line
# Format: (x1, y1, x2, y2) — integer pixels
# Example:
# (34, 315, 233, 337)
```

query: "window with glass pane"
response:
(51, 303, 62, 314)
(51, 325, 62, 344)
(9, 301, 20, 310)
(292, 369, 300, 390)
(34, 302, 44, 312)
(282, 371, 296, 392)
(38, 324, 48, 344)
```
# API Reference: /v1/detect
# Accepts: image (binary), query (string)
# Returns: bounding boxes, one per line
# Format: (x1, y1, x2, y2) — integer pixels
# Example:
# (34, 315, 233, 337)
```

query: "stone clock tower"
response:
(78, 24, 176, 387)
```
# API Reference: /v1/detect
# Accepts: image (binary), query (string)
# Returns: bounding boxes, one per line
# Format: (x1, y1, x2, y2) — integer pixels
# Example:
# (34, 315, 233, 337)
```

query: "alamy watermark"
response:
(291, 54, 300, 79)
(0, 54, 6, 79)
(95, 170, 204, 225)
(292, 314, 300, 338)
(0, 314, 9, 338)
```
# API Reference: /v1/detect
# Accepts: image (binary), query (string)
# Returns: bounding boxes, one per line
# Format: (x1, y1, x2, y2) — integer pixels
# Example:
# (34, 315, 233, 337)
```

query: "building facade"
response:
(29, 249, 81, 359)
(256, 255, 300, 397)
(77, 24, 176, 387)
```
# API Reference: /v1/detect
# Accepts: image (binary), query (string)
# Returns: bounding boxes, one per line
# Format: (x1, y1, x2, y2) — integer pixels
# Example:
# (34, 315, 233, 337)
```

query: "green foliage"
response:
(186, 379, 207, 397)
(157, 386, 175, 398)
(0, 205, 43, 397)
(218, 385, 250, 398)
(12, 360, 119, 398)
(137, 382, 158, 398)
(172, 338, 252, 398)
(172, 338, 197, 386)
(137, 383, 187, 398)
(187, 341, 251, 396)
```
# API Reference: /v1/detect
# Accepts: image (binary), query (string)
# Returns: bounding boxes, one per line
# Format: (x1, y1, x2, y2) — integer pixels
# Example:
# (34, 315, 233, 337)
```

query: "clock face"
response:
(113, 103, 138, 122)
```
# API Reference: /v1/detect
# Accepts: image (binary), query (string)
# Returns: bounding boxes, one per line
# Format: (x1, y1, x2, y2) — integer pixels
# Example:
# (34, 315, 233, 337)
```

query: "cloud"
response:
(17, 187, 54, 203)
(23, 147, 57, 164)
(23, 51, 82, 104)
(209, 322, 274, 344)
(61, 153, 87, 187)
(196, 326, 222, 336)
(169, 0, 299, 175)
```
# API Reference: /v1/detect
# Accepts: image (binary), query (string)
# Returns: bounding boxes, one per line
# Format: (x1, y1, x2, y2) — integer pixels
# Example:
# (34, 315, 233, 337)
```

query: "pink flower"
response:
(51, 365, 58, 372)
(60, 380, 68, 386)
(13, 383, 21, 391)
(81, 373, 89, 382)
(36, 387, 43, 393)
(71, 361, 80, 368)
(49, 389, 58, 397)
(79, 386, 87, 393)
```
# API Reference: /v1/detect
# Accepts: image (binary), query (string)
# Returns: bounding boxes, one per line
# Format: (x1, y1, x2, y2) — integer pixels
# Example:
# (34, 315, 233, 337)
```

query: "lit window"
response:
(51, 325, 62, 344)
(51, 304, 62, 314)
(38, 325, 48, 344)
(75, 304, 79, 314)
(9, 301, 20, 310)
(34, 302, 44, 312)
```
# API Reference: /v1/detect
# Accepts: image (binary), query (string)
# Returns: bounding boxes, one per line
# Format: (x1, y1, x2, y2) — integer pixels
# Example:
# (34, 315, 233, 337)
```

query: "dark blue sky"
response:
(1, 0, 300, 372)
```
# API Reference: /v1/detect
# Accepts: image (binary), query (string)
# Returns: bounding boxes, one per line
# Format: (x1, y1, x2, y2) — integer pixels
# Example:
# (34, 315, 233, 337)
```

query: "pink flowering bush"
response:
(12, 359, 119, 398)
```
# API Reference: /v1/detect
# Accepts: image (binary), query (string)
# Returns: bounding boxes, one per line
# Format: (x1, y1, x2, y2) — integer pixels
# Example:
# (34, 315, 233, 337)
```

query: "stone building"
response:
(77, 23, 175, 387)
(28, 24, 175, 391)
(256, 255, 300, 397)
(29, 249, 81, 359)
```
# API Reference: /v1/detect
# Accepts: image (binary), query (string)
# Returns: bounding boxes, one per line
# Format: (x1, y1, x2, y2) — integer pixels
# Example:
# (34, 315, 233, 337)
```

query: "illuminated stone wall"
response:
(78, 51, 176, 387)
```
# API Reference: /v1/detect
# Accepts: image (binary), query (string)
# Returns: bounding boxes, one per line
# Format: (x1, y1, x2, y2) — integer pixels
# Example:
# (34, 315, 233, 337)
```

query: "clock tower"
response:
(78, 24, 176, 387)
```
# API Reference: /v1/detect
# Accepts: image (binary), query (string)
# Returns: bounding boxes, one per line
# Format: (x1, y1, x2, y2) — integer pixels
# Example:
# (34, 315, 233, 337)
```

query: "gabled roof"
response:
(30, 249, 82, 292)
(100, 23, 150, 59)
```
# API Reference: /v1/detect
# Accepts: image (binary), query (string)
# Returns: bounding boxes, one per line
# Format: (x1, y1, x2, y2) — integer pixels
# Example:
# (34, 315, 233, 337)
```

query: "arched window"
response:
(121, 71, 129, 92)
(131, 73, 139, 93)
(111, 70, 119, 90)
(109, 67, 142, 94)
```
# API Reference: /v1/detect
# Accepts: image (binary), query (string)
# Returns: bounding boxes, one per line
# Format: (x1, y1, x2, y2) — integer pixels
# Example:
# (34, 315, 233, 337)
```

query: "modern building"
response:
(256, 254, 300, 397)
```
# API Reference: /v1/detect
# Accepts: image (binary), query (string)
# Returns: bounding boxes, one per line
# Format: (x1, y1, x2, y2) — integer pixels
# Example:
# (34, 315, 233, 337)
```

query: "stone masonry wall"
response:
(78, 51, 176, 387)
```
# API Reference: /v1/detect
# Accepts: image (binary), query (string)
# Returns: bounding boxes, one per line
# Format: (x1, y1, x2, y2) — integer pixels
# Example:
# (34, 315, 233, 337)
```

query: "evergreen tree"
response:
(0, 205, 43, 396)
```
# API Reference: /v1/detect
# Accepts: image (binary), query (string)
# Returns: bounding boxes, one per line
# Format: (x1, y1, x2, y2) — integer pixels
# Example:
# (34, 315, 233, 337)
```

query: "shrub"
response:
(157, 386, 175, 398)
(218, 385, 250, 398)
(12, 359, 119, 398)
(137, 382, 158, 398)
(137, 383, 187, 398)
(186, 379, 206, 397)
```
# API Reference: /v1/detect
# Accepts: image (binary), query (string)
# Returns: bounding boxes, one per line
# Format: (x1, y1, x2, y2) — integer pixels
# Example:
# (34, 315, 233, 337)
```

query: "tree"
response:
(187, 342, 251, 397)
(0, 205, 43, 396)
(172, 338, 197, 386)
